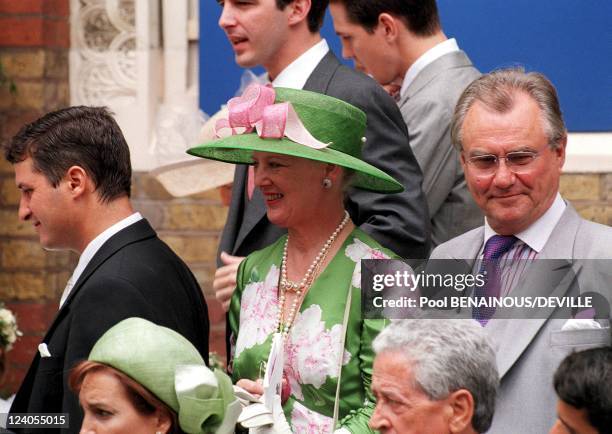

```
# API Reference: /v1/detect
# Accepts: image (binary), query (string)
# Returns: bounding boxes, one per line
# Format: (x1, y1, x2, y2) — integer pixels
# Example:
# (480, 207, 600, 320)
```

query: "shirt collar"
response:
(400, 38, 459, 98)
(271, 39, 330, 89)
(484, 193, 566, 253)
(62, 212, 143, 303)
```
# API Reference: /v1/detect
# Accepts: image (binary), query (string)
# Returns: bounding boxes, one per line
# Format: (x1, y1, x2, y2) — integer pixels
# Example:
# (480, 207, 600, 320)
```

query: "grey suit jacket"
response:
(399, 50, 482, 247)
(429, 203, 612, 433)
(217, 50, 430, 263)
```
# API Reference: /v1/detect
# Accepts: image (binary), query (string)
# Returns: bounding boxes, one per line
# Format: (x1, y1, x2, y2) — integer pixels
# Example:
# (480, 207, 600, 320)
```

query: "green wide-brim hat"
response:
(89, 318, 238, 434)
(187, 87, 403, 193)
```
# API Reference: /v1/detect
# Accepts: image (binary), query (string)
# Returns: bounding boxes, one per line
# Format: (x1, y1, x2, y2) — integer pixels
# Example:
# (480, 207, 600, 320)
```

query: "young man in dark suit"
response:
(3, 106, 209, 433)
(213, 0, 430, 310)
(329, 0, 482, 247)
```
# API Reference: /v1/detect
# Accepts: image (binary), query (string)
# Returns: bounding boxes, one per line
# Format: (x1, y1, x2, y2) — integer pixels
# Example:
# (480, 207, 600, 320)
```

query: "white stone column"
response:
(70, 0, 164, 171)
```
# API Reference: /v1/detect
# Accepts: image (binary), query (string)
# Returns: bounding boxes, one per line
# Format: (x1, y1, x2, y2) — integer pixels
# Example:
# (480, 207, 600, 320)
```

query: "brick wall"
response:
(560, 174, 612, 226)
(0, 0, 73, 396)
(0, 0, 227, 397)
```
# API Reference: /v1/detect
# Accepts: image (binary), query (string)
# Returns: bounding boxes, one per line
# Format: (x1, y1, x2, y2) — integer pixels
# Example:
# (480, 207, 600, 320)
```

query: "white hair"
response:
(373, 319, 499, 433)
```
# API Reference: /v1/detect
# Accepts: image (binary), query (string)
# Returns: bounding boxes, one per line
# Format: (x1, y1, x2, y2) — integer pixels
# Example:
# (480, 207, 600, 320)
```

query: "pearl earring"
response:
(322, 178, 332, 189)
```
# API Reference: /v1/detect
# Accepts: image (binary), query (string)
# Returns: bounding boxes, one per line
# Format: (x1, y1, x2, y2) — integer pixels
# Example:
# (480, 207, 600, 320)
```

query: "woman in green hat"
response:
(69, 317, 239, 434)
(189, 85, 400, 433)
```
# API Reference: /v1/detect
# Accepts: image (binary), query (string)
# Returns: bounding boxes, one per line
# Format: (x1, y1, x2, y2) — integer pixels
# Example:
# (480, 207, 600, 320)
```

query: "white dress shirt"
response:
(271, 39, 330, 89)
(399, 38, 460, 99)
(480, 193, 566, 296)
(59, 212, 143, 307)
(483, 193, 566, 255)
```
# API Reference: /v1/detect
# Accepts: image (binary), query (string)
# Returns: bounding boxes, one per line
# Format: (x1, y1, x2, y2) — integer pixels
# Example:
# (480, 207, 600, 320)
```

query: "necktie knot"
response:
(482, 235, 517, 261)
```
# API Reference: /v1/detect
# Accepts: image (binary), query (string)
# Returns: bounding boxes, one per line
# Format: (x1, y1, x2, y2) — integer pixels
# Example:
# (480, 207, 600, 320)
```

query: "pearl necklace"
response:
(280, 210, 350, 292)
(276, 211, 350, 336)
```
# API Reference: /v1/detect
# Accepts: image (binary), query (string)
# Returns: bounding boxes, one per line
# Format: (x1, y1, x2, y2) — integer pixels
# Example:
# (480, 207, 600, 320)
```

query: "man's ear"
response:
(555, 133, 567, 172)
(447, 389, 475, 433)
(287, 0, 311, 27)
(377, 13, 400, 42)
(64, 166, 89, 198)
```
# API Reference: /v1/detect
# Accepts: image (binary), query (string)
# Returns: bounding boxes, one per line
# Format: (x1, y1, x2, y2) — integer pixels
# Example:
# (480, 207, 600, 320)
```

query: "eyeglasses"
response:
(464, 146, 549, 175)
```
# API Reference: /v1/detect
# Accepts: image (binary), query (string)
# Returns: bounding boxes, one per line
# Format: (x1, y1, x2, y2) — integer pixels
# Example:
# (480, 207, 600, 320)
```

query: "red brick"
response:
(42, 0, 69, 18)
(0, 0, 68, 18)
(0, 17, 44, 47)
(5, 301, 56, 334)
(7, 334, 40, 366)
(43, 17, 69, 48)
(0, 17, 69, 48)
(0, 110, 40, 139)
(0, 0, 44, 14)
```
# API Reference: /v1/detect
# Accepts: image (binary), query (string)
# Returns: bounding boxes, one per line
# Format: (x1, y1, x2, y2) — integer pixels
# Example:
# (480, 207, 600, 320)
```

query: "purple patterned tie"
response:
(473, 235, 518, 325)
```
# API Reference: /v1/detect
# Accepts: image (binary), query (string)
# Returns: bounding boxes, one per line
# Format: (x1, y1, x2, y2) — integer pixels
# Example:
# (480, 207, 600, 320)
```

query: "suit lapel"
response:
(488, 204, 581, 378)
(399, 51, 474, 106)
(43, 220, 157, 340)
(223, 165, 249, 255)
(487, 258, 573, 378)
(303, 50, 341, 93)
(234, 185, 268, 253)
(448, 226, 483, 266)
(11, 219, 156, 412)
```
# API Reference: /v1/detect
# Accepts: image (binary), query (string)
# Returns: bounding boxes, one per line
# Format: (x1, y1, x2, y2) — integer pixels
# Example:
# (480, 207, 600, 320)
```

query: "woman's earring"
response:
(322, 178, 332, 189)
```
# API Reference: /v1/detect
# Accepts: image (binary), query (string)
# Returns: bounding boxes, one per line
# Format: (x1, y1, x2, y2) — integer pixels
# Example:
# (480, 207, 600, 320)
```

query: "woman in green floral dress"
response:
(188, 85, 404, 433)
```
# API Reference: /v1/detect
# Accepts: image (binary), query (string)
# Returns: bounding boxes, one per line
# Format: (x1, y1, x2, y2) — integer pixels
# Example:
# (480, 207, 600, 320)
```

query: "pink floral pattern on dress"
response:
(284, 304, 351, 401)
(290, 401, 334, 434)
(235, 265, 280, 359)
(344, 238, 389, 288)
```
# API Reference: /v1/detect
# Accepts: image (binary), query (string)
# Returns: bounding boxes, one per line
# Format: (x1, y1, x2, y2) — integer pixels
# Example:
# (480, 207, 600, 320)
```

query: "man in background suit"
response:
(429, 68, 612, 433)
(3, 106, 209, 433)
(329, 0, 482, 247)
(550, 347, 612, 434)
(213, 0, 429, 310)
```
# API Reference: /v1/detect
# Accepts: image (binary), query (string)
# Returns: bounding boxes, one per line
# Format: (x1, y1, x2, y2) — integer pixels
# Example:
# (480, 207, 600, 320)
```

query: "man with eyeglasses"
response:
(429, 67, 612, 434)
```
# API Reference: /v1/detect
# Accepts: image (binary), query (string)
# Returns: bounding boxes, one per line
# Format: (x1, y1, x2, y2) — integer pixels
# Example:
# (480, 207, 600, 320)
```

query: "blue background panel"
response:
(200, 0, 612, 131)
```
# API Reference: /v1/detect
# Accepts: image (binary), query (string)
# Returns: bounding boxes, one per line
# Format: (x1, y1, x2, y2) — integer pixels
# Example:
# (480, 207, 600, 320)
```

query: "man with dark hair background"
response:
(4, 106, 209, 433)
(329, 0, 482, 247)
(550, 347, 612, 434)
(213, 0, 429, 311)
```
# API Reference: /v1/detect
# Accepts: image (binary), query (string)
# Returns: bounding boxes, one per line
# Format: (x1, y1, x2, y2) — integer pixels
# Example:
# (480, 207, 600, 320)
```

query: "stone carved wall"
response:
(71, 0, 137, 106)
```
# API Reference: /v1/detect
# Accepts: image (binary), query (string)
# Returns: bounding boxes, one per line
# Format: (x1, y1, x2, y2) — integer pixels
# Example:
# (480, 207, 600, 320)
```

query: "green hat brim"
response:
(187, 135, 403, 193)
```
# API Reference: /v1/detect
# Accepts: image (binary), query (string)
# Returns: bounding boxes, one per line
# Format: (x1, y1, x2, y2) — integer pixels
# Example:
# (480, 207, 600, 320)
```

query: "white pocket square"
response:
(561, 319, 602, 331)
(38, 343, 51, 358)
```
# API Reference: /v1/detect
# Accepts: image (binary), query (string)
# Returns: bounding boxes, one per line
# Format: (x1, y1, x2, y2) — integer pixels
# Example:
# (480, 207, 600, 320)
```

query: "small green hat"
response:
(187, 85, 403, 193)
(89, 318, 239, 434)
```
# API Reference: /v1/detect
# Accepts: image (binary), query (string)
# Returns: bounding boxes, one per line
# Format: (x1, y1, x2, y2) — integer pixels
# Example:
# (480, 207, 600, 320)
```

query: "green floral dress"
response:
(229, 228, 395, 433)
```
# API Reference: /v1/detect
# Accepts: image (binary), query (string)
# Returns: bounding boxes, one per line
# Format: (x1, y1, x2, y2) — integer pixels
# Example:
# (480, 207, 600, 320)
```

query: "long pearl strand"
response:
(280, 210, 350, 292)
(276, 211, 350, 336)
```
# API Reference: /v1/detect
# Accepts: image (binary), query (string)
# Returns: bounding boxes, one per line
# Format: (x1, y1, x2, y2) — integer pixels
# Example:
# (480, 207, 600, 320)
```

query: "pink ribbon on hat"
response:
(214, 84, 329, 150)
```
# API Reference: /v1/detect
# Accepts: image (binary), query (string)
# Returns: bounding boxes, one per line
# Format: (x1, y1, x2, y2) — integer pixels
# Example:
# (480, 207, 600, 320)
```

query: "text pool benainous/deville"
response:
(372, 296, 594, 309)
